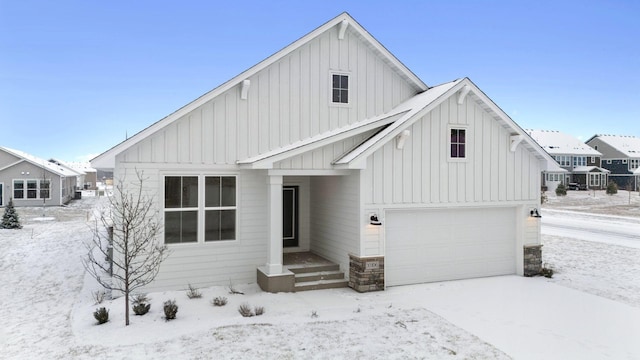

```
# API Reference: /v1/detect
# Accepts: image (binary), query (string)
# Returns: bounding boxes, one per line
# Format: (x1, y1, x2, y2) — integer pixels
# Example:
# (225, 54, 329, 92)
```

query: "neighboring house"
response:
(67, 162, 98, 190)
(586, 134, 640, 190)
(0, 146, 79, 207)
(49, 158, 88, 192)
(92, 13, 554, 293)
(527, 130, 608, 191)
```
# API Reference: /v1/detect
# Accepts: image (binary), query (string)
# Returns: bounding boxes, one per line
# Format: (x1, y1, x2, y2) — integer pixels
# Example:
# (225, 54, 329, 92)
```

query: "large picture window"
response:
(450, 128, 466, 159)
(164, 175, 237, 244)
(12, 179, 51, 200)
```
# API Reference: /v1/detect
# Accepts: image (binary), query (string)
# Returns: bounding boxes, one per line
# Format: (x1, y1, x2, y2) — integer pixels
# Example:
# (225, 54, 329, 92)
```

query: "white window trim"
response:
(329, 70, 351, 107)
(162, 173, 239, 246)
(11, 178, 51, 200)
(447, 125, 470, 162)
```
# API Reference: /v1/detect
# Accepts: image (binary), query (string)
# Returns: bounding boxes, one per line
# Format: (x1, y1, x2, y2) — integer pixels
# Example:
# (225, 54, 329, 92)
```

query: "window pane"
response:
(165, 212, 181, 244)
(27, 180, 37, 189)
(14, 181, 24, 190)
(451, 144, 458, 158)
(182, 176, 198, 207)
(14, 190, 24, 199)
(332, 74, 340, 88)
(332, 89, 340, 102)
(165, 177, 181, 208)
(40, 190, 50, 199)
(459, 144, 465, 158)
(205, 210, 220, 241)
(220, 210, 236, 240)
(40, 180, 50, 189)
(205, 176, 221, 207)
(340, 75, 348, 88)
(181, 211, 198, 242)
(451, 129, 457, 143)
(340, 89, 348, 103)
(458, 129, 465, 143)
(221, 177, 236, 206)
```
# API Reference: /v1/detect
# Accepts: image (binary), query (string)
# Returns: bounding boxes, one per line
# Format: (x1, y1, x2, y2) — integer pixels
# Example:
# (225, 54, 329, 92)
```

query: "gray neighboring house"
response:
(586, 134, 640, 190)
(0, 146, 79, 207)
(527, 130, 608, 191)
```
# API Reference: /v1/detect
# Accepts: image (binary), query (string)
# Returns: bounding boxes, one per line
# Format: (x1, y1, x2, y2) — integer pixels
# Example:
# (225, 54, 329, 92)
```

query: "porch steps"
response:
(288, 264, 348, 291)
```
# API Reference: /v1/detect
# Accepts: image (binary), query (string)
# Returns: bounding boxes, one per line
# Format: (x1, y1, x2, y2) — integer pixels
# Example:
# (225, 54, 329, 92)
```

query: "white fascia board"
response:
(463, 79, 557, 167)
(238, 111, 407, 169)
(91, 12, 427, 169)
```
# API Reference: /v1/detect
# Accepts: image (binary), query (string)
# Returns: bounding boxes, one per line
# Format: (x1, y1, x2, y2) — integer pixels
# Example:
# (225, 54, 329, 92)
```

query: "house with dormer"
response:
(92, 13, 554, 293)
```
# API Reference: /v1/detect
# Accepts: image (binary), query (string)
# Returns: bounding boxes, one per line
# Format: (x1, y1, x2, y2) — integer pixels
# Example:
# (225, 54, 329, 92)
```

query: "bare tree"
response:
(83, 170, 170, 326)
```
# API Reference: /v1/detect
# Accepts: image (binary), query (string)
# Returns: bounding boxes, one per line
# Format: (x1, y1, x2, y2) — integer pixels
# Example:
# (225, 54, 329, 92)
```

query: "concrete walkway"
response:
(387, 276, 640, 359)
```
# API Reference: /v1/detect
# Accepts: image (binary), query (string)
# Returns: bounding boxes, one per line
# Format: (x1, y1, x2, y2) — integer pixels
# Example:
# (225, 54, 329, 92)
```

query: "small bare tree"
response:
(83, 170, 170, 326)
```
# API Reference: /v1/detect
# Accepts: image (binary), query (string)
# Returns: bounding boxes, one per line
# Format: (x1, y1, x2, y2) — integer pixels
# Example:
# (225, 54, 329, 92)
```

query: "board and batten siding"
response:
(362, 96, 542, 206)
(114, 163, 269, 292)
(310, 173, 360, 274)
(120, 25, 417, 167)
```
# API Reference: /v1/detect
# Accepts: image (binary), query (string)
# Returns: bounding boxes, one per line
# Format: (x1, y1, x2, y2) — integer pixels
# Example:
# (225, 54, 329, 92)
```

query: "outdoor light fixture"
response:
(369, 214, 382, 226)
(530, 208, 541, 218)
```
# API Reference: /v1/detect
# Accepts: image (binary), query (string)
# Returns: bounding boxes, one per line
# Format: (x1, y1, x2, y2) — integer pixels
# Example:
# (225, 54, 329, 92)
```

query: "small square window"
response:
(332, 74, 348, 104)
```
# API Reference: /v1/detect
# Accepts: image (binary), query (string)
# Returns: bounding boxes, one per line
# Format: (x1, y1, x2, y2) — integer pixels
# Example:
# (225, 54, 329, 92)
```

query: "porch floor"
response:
(283, 251, 334, 269)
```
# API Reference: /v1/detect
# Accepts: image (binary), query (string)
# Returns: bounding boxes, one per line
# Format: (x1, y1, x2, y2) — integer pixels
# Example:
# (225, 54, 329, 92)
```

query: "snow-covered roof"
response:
(0, 147, 80, 177)
(527, 130, 601, 156)
(572, 166, 610, 174)
(587, 134, 640, 158)
(66, 162, 97, 173)
(92, 12, 428, 170)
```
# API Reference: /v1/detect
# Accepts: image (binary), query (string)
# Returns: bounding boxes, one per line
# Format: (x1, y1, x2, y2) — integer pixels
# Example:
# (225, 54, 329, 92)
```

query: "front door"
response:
(283, 186, 299, 247)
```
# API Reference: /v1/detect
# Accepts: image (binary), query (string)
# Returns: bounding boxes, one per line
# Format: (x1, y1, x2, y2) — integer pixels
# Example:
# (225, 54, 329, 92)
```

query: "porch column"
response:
(265, 175, 283, 274)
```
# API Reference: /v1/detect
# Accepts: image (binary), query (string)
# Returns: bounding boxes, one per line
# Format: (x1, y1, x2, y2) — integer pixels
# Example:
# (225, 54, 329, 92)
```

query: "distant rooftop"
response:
(526, 130, 601, 156)
(587, 134, 640, 157)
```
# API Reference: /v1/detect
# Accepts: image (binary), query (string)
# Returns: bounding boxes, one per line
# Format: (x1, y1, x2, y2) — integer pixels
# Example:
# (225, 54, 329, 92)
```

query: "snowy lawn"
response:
(1, 191, 639, 359)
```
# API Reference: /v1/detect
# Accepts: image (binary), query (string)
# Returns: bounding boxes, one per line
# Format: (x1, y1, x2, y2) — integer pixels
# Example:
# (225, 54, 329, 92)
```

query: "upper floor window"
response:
(554, 155, 570, 167)
(629, 159, 640, 171)
(573, 156, 586, 167)
(332, 74, 349, 104)
(450, 128, 466, 159)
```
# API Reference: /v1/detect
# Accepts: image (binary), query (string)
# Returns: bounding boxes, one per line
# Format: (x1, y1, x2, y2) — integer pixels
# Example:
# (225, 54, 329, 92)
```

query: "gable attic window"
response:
(331, 73, 349, 104)
(449, 127, 467, 160)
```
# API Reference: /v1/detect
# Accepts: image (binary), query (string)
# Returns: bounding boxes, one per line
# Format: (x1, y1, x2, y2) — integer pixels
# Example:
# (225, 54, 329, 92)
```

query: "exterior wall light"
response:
(530, 208, 541, 218)
(369, 214, 382, 226)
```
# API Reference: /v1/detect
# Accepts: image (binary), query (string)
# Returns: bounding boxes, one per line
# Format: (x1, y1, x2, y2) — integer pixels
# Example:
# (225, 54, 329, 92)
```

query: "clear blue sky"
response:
(1, 0, 638, 162)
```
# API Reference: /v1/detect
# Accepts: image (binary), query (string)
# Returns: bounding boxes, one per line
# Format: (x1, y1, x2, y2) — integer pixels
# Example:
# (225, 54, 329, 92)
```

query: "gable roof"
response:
(91, 12, 428, 170)
(0, 147, 79, 177)
(527, 130, 601, 156)
(586, 134, 640, 158)
(333, 78, 556, 169)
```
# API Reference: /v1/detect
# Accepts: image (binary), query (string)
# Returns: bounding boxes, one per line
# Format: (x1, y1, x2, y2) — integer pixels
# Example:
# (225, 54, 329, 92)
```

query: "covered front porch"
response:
(255, 171, 362, 293)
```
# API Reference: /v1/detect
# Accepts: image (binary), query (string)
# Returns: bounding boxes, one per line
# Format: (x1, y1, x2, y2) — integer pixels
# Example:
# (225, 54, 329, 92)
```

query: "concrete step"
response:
(294, 270, 345, 283)
(294, 278, 349, 291)
(287, 263, 340, 274)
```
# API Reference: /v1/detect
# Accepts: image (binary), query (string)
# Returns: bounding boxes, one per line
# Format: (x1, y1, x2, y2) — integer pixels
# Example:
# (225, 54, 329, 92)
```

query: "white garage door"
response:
(385, 207, 516, 286)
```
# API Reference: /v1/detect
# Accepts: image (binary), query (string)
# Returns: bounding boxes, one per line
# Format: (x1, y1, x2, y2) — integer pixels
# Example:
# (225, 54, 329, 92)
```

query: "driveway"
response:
(387, 276, 640, 359)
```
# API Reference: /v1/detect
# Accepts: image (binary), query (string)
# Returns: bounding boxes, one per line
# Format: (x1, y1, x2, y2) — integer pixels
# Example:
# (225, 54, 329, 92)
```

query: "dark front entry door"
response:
(283, 186, 299, 247)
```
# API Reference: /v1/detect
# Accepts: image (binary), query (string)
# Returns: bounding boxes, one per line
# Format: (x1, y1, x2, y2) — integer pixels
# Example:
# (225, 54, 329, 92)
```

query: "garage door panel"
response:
(386, 207, 516, 286)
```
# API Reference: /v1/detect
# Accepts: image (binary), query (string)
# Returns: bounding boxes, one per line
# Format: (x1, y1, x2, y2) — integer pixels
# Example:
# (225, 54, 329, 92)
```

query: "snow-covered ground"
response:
(1, 190, 639, 359)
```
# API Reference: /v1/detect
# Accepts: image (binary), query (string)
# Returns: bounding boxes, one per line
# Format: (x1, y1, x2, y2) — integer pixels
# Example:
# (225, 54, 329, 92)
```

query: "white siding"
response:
(114, 163, 269, 292)
(310, 173, 360, 273)
(120, 26, 417, 167)
(362, 97, 543, 206)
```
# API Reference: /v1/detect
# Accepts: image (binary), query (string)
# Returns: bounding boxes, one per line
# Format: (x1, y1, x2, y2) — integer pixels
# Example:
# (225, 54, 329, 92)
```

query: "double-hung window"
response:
(205, 176, 236, 241)
(450, 127, 466, 159)
(331, 74, 349, 104)
(165, 176, 199, 244)
(13, 180, 24, 199)
(40, 180, 50, 199)
(164, 175, 237, 244)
